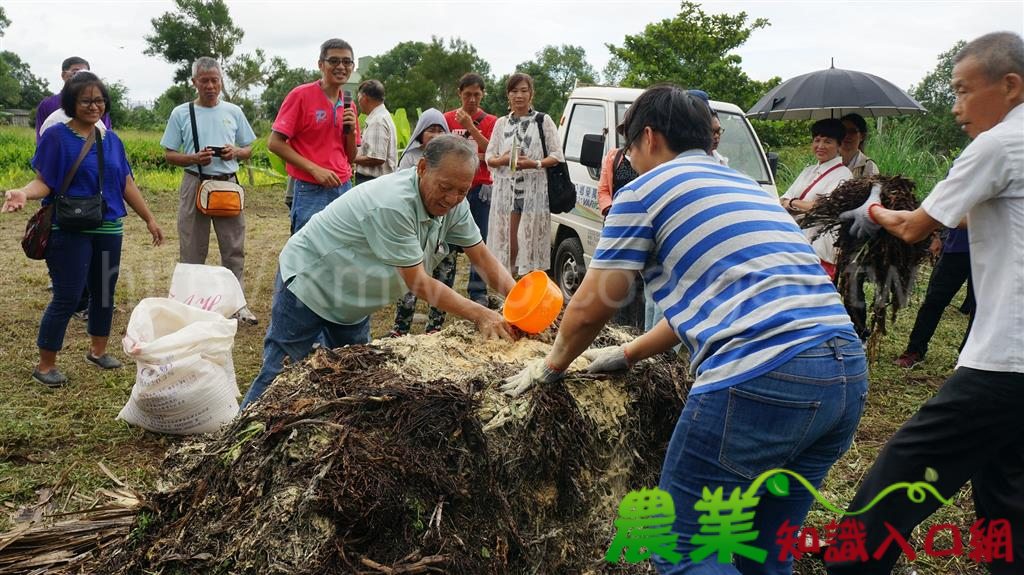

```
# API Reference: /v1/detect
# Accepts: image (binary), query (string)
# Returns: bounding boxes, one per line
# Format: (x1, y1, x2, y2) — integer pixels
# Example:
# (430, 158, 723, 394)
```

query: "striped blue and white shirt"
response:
(592, 151, 858, 394)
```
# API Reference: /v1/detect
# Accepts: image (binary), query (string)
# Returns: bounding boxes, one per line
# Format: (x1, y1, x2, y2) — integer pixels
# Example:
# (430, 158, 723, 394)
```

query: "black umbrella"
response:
(746, 65, 926, 121)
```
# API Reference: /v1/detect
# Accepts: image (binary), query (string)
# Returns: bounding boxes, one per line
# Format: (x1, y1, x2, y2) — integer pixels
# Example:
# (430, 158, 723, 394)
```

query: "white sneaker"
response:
(235, 306, 258, 325)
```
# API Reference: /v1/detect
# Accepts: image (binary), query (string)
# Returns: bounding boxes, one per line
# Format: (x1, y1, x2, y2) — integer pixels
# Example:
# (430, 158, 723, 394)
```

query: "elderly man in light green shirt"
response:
(242, 135, 518, 407)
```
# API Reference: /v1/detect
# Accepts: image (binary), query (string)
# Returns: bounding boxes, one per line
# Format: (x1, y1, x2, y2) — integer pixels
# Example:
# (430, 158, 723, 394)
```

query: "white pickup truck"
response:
(549, 86, 779, 326)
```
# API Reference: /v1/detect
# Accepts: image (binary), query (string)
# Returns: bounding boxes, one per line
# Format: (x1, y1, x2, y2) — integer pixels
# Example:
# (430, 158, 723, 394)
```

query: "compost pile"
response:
(93, 322, 690, 574)
(801, 175, 929, 345)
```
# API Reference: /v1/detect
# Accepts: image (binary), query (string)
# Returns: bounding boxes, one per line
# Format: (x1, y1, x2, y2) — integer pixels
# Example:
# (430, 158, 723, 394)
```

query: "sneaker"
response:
(388, 329, 406, 338)
(32, 368, 68, 388)
(894, 351, 922, 369)
(72, 310, 89, 322)
(235, 306, 258, 325)
(86, 353, 122, 370)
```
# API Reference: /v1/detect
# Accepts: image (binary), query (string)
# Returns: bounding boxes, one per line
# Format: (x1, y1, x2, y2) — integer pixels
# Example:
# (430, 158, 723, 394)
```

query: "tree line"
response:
(0, 2, 968, 153)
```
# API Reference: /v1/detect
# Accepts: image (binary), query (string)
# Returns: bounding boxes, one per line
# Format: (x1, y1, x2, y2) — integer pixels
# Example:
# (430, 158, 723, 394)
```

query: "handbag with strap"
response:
(53, 127, 107, 232)
(534, 113, 576, 214)
(21, 204, 53, 260)
(23, 126, 105, 259)
(189, 102, 244, 217)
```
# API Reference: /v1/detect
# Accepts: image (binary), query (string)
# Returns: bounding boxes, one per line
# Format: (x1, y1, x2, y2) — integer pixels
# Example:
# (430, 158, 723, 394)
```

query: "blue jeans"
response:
(654, 337, 868, 574)
(290, 178, 351, 234)
(241, 272, 370, 408)
(466, 184, 490, 302)
(38, 230, 121, 351)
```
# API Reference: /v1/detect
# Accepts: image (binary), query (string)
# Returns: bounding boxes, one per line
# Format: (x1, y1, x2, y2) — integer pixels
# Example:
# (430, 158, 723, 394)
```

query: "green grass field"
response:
(0, 126, 981, 573)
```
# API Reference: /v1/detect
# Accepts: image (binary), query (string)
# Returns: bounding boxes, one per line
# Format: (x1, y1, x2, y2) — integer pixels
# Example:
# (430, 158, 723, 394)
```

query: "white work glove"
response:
(839, 184, 883, 239)
(499, 358, 565, 397)
(583, 345, 632, 374)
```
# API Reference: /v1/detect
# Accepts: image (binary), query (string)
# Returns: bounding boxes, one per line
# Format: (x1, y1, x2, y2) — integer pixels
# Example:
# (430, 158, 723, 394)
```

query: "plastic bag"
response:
(168, 263, 246, 318)
(118, 298, 239, 435)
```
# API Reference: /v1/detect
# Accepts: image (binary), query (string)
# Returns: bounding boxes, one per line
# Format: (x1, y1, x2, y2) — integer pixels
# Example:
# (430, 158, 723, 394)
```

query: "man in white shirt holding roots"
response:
(827, 31, 1024, 575)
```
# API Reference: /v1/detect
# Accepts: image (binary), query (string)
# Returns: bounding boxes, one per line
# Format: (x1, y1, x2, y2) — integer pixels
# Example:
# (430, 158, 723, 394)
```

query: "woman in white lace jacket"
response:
(485, 73, 564, 276)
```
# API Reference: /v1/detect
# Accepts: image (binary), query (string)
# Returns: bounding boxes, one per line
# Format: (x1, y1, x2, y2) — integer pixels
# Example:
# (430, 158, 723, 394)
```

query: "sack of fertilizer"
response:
(118, 297, 239, 435)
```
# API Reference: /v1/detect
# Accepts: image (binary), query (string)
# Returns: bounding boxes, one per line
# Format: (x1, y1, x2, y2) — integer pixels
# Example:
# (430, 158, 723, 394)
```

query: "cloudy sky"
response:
(2, 0, 1022, 105)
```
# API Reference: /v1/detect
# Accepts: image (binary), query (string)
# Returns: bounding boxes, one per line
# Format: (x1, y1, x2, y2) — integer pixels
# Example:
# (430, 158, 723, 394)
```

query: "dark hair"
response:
(358, 79, 385, 102)
(955, 31, 1024, 82)
(620, 83, 712, 154)
(506, 72, 534, 94)
(810, 119, 846, 144)
(841, 113, 868, 135)
(841, 113, 868, 151)
(60, 71, 110, 119)
(458, 73, 486, 92)
(61, 56, 90, 72)
(319, 38, 354, 61)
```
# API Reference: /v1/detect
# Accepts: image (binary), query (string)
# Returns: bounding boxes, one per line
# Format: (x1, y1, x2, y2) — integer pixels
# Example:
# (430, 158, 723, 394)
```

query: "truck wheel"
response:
(554, 236, 586, 300)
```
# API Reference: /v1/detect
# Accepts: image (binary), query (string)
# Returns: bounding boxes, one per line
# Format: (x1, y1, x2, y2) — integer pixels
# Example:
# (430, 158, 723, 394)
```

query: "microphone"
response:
(342, 91, 353, 134)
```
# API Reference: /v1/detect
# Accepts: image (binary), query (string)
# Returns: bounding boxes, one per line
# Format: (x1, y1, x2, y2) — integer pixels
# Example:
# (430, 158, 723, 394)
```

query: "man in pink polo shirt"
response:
(269, 38, 360, 233)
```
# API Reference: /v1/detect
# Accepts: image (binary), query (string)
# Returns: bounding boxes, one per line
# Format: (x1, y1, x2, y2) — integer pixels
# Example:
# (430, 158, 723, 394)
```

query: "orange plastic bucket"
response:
(502, 270, 564, 334)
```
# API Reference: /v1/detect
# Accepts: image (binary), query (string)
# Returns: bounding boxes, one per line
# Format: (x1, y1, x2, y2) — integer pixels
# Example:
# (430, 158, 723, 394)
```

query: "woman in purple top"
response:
(3, 72, 164, 388)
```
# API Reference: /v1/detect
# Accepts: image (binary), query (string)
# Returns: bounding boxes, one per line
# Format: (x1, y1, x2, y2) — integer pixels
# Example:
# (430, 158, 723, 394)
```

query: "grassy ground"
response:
(0, 127, 981, 573)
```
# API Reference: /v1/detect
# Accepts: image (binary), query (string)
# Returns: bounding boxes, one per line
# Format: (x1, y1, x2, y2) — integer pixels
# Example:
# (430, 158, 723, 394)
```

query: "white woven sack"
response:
(118, 298, 239, 435)
(168, 263, 246, 318)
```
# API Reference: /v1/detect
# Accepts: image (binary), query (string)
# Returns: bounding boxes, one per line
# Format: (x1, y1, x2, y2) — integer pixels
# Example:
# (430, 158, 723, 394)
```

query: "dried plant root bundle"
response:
(801, 175, 929, 349)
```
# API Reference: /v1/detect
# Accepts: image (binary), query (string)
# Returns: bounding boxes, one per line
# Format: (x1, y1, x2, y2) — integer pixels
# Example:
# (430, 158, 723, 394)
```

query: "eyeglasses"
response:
(712, 127, 725, 136)
(77, 99, 106, 109)
(321, 57, 355, 68)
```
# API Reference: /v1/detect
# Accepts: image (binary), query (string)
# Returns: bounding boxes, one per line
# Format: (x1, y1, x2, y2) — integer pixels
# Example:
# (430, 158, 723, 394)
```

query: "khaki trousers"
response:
(176, 171, 246, 290)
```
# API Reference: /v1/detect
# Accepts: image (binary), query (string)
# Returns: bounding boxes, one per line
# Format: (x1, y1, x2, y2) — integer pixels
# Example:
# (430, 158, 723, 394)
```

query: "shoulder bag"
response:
(53, 127, 107, 231)
(190, 102, 244, 217)
(22, 126, 103, 258)
(535, 113, 576, 214)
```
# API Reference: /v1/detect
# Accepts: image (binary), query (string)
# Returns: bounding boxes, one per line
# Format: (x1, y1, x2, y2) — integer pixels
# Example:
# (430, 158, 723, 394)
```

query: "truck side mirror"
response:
(767, 152, 779, 178)
(580, 134, 605, 169)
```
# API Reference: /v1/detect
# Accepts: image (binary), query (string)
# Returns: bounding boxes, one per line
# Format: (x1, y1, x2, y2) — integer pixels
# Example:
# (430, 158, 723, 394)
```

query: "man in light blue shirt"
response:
(161, 57, 258, 323)
(242, 135, 519, 407)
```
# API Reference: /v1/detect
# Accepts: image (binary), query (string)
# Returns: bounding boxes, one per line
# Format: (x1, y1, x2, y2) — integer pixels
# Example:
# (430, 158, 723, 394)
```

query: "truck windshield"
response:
(717, 112, 771, 184)
(616, 103, 771, 185)
(615, 102, 630, 148)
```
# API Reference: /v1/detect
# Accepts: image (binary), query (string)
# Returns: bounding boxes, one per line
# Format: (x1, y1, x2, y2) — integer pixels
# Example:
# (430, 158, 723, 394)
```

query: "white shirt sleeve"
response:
(921, 133, 1011, 228)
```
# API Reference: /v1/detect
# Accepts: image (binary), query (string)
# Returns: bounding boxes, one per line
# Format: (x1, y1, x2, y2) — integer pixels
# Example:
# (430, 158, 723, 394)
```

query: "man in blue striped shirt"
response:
(502, 84, 865, 573)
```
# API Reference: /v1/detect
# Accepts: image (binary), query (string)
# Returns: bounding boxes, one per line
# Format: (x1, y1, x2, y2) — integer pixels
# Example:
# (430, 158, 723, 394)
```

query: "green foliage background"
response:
(898, 40, 970, 156)
(0, 0, 967, 187)
(605, 1, 781, 111)
(365, 37, 492, 122)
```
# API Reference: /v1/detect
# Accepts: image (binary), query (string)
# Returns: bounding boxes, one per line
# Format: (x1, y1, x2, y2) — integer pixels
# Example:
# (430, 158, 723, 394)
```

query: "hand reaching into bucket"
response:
(499, 358, 565, 397)
(475, 308, 519, 341)
(583, 345, 632, 374)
